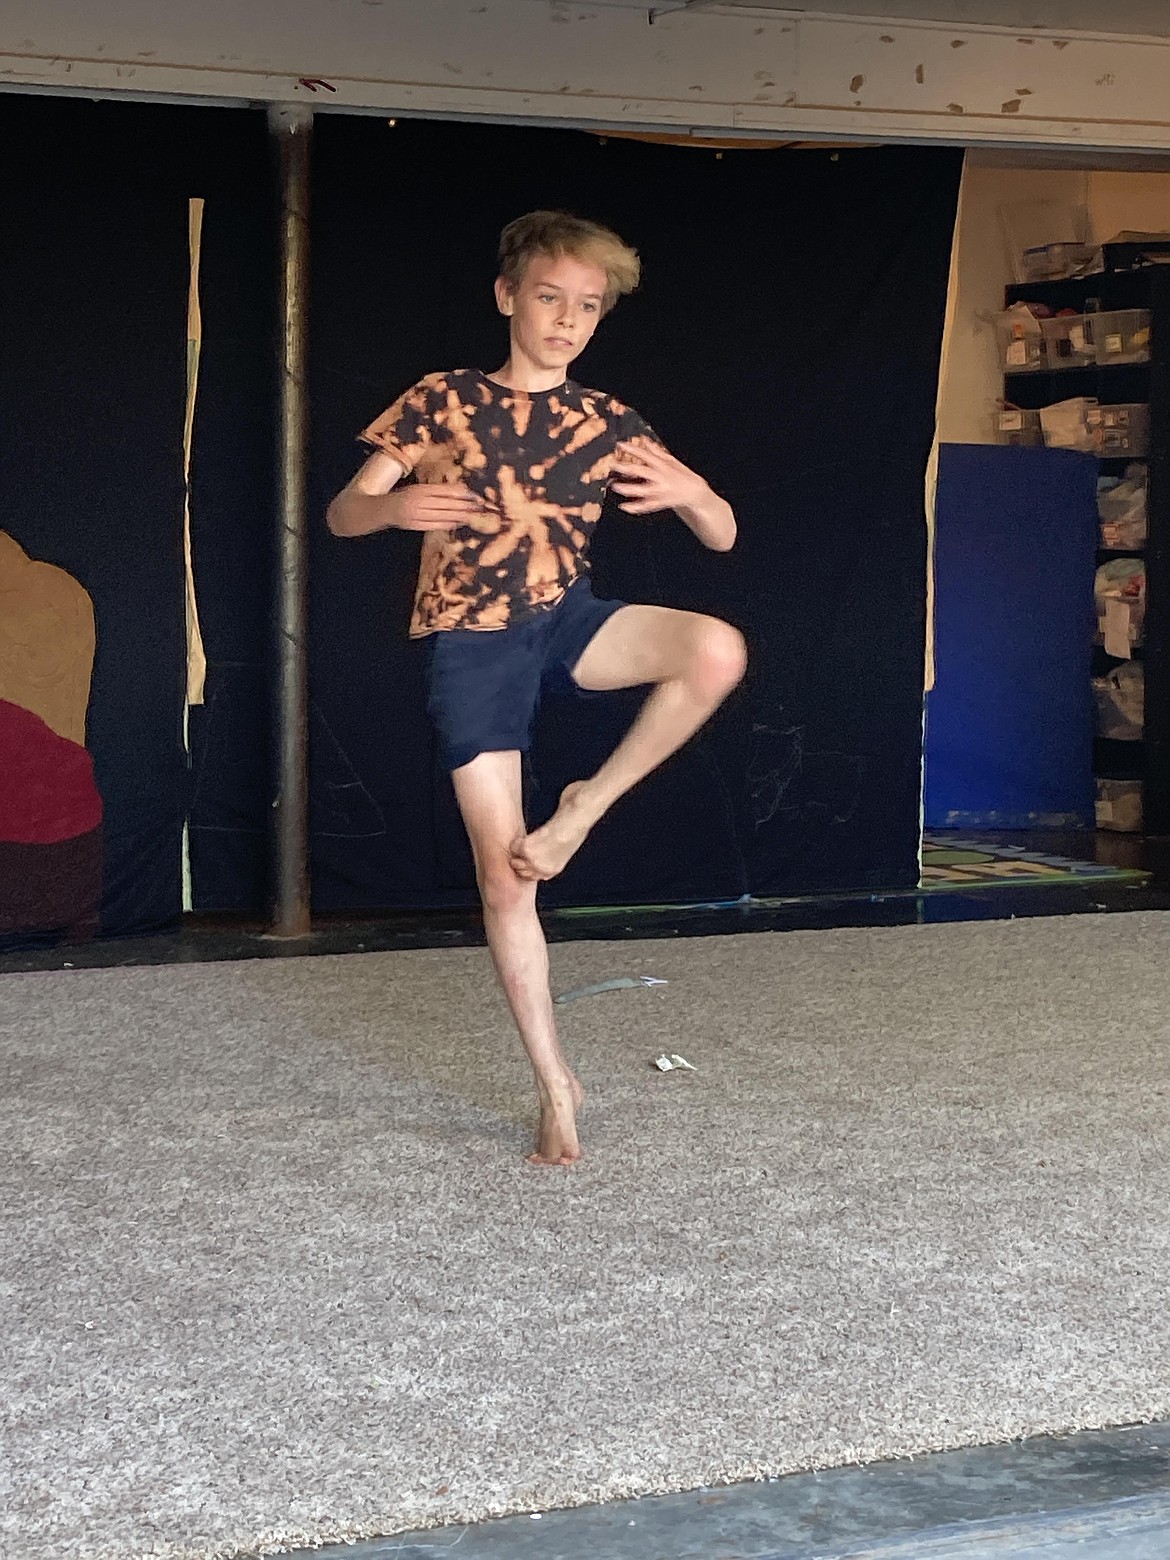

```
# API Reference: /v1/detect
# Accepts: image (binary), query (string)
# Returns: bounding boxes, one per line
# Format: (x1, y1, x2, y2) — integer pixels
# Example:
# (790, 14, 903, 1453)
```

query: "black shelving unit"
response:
(1002, 266, 1170, 834)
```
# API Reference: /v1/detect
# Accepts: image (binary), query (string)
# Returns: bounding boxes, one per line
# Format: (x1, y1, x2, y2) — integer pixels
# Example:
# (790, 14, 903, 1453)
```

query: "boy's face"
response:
(496, 252, 608, 374)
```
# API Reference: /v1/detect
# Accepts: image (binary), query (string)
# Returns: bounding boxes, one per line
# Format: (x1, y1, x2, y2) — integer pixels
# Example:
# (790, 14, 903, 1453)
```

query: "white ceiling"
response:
(728, 1, 1170, 36)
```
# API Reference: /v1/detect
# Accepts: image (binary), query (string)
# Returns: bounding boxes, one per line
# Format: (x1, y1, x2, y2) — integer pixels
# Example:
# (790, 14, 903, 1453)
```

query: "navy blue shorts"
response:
(423, 579, 627, 772)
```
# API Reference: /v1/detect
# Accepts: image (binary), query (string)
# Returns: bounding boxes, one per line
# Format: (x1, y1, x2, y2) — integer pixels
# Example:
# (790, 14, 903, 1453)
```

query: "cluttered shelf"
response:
(996, 309, 1151, 381)
(991, 223, 1169, 837)
(1002, 370, 1150, 419)
(1091, 441, 1147, 829)
(1005, 272, 1153, 313)
(1004, 235, 1170, 311)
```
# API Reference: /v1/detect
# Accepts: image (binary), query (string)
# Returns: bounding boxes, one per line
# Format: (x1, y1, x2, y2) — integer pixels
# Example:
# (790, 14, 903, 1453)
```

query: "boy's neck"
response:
(487, 353, 568, 394)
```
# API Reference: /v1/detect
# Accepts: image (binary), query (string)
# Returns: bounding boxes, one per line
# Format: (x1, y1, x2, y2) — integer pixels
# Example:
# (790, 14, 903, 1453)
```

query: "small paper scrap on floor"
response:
(554, 975, 668, 1005)
(654, 1053, 697, 1072)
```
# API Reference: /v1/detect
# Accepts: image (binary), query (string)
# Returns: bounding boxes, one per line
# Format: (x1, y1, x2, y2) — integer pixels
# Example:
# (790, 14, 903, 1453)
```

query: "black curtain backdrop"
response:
(0, 94, 275, 935)
(0, 98, 960, 932)
(309, 119, 961, 910)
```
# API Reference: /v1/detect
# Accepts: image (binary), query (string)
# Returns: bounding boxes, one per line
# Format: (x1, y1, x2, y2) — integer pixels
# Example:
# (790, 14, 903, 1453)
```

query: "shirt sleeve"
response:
(358, 377, 438, 475)
(615, 400, 667, 452)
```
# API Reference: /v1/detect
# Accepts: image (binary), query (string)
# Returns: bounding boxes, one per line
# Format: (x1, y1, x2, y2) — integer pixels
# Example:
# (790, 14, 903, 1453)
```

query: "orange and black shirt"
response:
(359, 369, 658, 637)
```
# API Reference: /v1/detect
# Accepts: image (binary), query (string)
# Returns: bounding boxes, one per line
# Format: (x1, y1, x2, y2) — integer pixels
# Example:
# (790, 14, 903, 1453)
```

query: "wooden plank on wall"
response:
(4, 3, 1170, 151)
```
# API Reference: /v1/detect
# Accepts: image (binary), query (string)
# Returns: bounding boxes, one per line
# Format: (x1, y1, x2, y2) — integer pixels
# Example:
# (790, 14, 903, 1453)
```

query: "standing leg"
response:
(452, 749, 584, 1165)
(511, 605, 747, 881)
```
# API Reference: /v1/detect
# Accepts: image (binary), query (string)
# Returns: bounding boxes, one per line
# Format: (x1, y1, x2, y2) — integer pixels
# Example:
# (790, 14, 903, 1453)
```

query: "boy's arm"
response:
(610, 439, 737, 553)
(326, 451, 483, 537)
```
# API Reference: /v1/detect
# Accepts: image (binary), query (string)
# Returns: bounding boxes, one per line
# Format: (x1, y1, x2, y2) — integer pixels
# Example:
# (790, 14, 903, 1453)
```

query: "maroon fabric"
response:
(0, 698, 103, 845)
(0, 827, 103, 936)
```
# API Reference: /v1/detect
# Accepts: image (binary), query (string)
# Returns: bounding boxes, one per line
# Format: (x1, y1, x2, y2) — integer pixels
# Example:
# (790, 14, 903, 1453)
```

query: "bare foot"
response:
(510, 782, 599, 882)
(527, 1073, 584, 1167)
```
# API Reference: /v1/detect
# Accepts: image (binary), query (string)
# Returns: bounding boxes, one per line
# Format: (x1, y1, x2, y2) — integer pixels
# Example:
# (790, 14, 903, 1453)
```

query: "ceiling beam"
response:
(6, 2, 1170, 153)
(647, 1, 720, 23)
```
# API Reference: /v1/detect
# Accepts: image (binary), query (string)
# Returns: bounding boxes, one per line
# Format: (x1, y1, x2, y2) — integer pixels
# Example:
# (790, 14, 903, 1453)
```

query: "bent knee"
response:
(689, 619, 747, 698)
(477, 854, 534, 915)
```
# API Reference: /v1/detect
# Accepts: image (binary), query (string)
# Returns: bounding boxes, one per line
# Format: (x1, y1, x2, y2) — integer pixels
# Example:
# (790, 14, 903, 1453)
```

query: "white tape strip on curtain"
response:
(182, 196, 207, 913)
(185, 197, 207, 709)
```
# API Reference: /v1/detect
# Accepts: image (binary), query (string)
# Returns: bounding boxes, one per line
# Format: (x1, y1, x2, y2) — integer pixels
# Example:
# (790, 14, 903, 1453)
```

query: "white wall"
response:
(1089, 172, 1170, 245)
(6, 2, 1170, 151)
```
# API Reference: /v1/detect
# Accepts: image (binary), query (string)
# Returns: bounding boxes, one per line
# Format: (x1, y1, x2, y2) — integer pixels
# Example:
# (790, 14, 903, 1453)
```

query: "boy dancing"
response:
(328, 211, 744, 1165)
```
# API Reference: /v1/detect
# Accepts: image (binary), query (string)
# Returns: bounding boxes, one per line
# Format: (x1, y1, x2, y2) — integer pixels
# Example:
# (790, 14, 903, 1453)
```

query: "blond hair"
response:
(497, 210, 640, 314)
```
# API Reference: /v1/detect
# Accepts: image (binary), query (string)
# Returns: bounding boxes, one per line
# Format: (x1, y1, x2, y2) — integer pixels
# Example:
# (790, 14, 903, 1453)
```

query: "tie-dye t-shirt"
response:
(359, 368, 657, 637)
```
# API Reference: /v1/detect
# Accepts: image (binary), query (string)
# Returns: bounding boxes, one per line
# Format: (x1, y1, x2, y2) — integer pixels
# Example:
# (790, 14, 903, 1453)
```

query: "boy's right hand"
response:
(385, 483, 486, 531)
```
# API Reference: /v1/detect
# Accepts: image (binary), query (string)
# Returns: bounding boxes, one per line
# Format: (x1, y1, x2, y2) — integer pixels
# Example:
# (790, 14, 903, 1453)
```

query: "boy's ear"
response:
(494, 275, 514, 317)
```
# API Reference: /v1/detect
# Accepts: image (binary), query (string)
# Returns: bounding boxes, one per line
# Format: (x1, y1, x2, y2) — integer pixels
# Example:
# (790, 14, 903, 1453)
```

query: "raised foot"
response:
(510, 782, 598, 883)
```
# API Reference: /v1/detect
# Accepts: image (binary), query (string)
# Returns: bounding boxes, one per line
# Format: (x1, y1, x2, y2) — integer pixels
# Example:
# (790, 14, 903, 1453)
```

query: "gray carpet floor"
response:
(2, 914, 1170, 1560)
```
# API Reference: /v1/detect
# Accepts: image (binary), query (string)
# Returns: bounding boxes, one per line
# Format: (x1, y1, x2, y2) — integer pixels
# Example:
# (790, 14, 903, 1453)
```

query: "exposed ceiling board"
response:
(968, 147, 1170, 172)
(722, 1, 1170, 37)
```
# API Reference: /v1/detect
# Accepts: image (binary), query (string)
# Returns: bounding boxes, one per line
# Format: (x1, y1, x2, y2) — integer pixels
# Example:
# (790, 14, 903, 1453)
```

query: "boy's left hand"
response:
(610, 439, 711, 515)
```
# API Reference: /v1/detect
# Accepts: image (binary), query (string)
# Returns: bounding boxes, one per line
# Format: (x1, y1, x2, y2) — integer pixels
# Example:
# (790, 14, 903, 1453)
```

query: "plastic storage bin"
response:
(1088, 402, 1150, 457)
(1041, 313, 1093, 367)
(1095, 557, 1146, 656)
(1095, 777, 1143, 833)
(1019, 242, 1097, 282)
(1092, 308, 1151, 365)
(1000, 198, 1090, 283)
(1093, 660, 1143, 741)
(994, 407, 1043, 446)
(1040, 397, 1098, 452)
(1098, 468, 1148, 549)
(996, 308, 1045, 372)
